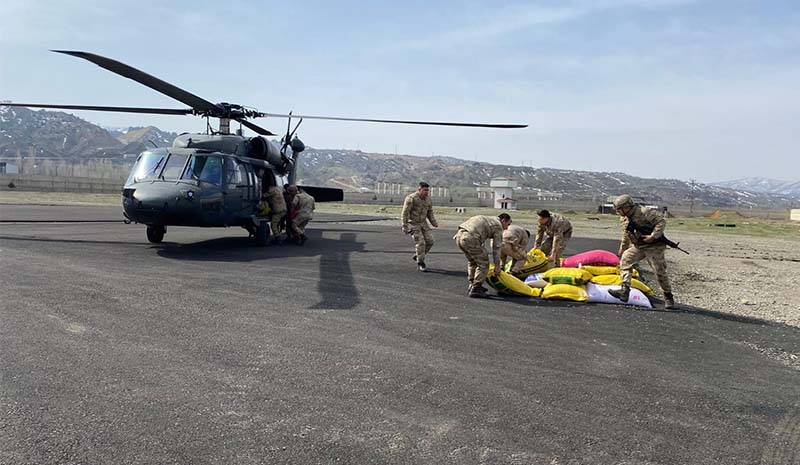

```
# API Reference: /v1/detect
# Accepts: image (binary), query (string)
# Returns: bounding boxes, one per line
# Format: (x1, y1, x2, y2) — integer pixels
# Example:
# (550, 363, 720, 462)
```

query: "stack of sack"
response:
(486, 249, 654, 309)
(504, 248, 551, 278)
(487, 248, 554, 297)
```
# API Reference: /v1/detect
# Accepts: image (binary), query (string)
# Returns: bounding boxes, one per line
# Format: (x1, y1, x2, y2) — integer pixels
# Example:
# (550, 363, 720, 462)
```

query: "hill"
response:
(1, 107, 797, 208)
(711, 177, 800, 198)
(297, 149, 798, 208)
(0, 106, 121, 159)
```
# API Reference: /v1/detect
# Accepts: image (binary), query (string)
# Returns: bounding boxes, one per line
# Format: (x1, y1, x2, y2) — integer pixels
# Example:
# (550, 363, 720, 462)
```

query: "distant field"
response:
(0, 191, 120, 206)
(2, 191, 797, 240)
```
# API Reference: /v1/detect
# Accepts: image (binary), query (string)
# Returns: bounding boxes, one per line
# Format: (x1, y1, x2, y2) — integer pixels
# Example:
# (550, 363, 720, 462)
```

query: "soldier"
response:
(291, 187, 316, 245)
(608, 194, 675, 309)
(402, 182, 439, 271)
(454, 213, 512, 298)
(265, 184, 287, 243)
(283, 185, 299, 242)
(500, 223, 531, 274)
(533, 209, 572, 265)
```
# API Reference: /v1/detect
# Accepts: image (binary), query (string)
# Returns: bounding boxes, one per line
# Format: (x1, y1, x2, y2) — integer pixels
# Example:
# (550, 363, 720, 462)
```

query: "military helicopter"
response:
(2, 51, 527, 245)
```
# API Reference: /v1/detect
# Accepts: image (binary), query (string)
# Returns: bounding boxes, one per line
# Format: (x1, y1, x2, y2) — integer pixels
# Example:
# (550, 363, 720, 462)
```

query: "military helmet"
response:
(613, 194, 634, 209)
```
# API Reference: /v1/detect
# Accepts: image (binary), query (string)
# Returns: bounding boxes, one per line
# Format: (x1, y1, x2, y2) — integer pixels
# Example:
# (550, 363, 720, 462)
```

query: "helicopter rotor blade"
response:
(258, 112, 527, 129)
(236, 118, 276, 137)
(51, 50, 223, 116)
(0, 102, 194, 115)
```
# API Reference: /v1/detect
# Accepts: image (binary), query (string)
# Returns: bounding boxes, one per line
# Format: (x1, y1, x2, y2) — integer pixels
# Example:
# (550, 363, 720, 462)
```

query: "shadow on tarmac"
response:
(154, 229, 366, 310)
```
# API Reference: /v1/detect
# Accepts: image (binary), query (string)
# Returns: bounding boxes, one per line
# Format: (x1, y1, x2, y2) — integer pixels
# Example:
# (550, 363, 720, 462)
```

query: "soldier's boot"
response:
(469, 284, 488, 298)
(664, 292, 675, 310)
(417, 261, 427, 272)
(608, 285, 630, 302)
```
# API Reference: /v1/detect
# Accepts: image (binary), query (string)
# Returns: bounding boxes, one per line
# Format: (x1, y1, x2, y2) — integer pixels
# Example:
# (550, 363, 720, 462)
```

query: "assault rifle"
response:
(627, 221, 689, 254)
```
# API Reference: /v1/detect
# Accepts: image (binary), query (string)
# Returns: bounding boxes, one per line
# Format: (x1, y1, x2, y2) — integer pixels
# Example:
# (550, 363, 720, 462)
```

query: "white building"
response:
(490, 177, 518, 210)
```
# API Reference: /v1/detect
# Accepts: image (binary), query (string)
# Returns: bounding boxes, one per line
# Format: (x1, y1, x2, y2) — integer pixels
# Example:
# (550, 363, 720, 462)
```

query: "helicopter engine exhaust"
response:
(248, 136, 285, 168)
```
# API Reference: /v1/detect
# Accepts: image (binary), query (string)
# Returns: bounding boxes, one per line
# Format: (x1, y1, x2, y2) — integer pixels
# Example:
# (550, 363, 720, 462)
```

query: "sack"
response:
(511, 248, 551, 278)
(589, 275, 654, 296)
(586, 283, 652, 308)
(580, 265, 639, 278)
(523, 273, 548, 289)
(258, 201, 271, 217)
(542, 283, 589, 302)
(542, 267, 593, 286)
(486, 267, 542, 297)
(562, 250, 619, 268)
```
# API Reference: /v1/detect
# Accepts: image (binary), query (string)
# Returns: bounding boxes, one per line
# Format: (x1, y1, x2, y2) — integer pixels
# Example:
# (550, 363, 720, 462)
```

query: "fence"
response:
(0, 174, 124, 194)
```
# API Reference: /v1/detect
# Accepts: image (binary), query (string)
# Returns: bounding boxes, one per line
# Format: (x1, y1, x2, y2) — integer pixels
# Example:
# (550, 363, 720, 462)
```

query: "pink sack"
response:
(562, 249, 619, 268)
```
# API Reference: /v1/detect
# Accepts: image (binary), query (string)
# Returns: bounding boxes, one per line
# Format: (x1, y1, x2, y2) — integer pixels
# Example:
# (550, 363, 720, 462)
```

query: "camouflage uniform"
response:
(402, 192, 438, 264)
(284, 187, 297, 239)
(454, 215, 504, 288)
(500, 224, 529, 273)
(534, 213, 572, 259)
(291, 191, 315, 236)
(618, 206, 672, 294)
(265, 185, 287, 236)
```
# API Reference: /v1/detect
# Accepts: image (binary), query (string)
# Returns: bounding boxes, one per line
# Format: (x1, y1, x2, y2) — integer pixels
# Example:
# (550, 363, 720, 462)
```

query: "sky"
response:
(1, 0, 798, 183)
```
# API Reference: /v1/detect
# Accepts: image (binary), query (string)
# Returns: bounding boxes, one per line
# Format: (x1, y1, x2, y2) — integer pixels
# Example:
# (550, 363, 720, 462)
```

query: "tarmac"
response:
(1, 204, 799, 464)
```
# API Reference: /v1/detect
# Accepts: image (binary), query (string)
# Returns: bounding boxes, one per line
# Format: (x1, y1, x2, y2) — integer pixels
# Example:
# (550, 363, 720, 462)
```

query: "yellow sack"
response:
(589, 275, 654, 296)
(542, 283, 589, 302)
(580, 265, 639, 278)
(511, 248, 551, 278)
(542, 267, 593, 286)
(487, 267, 542, 297)
(257, 200, 271, 217)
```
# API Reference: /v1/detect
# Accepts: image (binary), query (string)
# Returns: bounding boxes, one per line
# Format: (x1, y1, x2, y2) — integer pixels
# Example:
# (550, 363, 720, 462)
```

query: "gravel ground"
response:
(358, 216, 800, 328)
(570, 219, 800, 328)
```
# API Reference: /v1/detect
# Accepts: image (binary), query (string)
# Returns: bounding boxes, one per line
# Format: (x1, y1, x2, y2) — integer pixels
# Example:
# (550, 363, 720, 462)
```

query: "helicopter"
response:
(2, 51, 527, 246)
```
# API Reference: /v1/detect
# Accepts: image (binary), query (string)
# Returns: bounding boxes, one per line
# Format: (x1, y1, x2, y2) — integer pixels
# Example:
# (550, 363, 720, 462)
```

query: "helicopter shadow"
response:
(156, 230, 364, 310)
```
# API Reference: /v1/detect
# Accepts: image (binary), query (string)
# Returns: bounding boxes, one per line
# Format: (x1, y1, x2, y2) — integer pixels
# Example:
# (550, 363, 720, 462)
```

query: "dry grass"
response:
(2, 191, 797, 241)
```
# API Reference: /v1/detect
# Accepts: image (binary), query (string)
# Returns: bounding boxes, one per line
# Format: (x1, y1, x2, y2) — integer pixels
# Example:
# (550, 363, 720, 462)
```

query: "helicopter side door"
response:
(223, 157, 258, 223)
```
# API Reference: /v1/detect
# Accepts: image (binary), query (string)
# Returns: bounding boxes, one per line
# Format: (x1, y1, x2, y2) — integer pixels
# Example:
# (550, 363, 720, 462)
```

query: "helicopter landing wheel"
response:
(146, 225, 166, 243)
(254, 220, 270, 246)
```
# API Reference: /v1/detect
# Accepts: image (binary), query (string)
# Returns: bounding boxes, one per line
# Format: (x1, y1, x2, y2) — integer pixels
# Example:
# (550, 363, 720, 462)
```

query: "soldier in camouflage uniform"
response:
(500, 223, 531, 274)
(608, 194, 675, 309)
(265, 185, 287, 243)
(283, 184, 298, 241)
(533, 209, 572, 264)
(402, 182, 439, 272)
(291, 188, 316, 245)
(454, 213, 512, 298)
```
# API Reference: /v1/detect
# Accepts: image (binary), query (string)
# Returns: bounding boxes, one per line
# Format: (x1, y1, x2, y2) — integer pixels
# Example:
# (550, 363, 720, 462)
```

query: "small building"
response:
(0, 162, 19, 174)
(490, 177, 517, 209)
(791, 209, 800, 222)
(497, 197, 518, 210)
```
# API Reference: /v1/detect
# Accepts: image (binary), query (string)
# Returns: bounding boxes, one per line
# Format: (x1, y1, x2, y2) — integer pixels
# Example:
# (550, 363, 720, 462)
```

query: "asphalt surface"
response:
(1, 205, 799, 465)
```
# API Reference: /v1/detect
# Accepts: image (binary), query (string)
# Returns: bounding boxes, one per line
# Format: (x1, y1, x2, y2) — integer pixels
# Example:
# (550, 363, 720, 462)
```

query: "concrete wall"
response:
(0, 174, 124, 194)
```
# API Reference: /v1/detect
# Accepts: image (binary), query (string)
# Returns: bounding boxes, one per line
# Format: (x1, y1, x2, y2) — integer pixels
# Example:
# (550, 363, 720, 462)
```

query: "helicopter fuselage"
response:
(121, 133, 282, 229)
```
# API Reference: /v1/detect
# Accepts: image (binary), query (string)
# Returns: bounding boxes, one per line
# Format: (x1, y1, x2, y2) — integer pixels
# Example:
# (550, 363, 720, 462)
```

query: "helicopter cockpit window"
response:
(236, 162, 252, 187)
(130, 152, 166, 183)
(182, 155, 223, 186)
(160, 153, 189, 180)
(224, 159, 245, 187)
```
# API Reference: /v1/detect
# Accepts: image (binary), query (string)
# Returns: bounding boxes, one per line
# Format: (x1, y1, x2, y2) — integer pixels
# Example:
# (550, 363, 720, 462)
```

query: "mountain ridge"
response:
(1, 106, 797, 208)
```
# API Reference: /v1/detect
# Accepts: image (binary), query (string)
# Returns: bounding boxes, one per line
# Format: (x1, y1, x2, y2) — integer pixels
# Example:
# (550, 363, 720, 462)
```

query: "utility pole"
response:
(689, 179, 696, 216)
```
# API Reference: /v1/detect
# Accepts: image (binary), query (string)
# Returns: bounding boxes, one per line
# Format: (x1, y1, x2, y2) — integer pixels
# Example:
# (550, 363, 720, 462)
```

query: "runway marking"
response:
(47, 314, 88, 335)
(0, 220, 124, 223)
